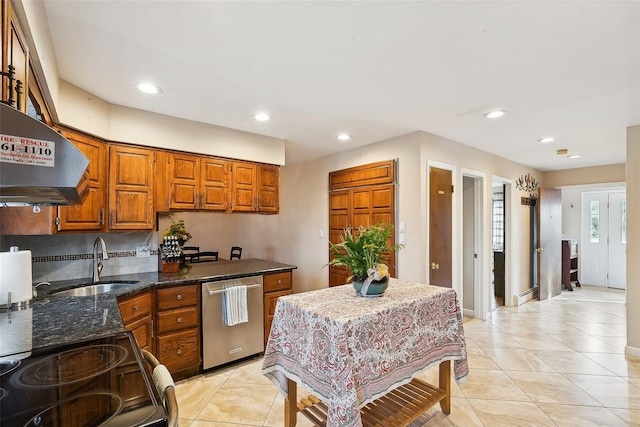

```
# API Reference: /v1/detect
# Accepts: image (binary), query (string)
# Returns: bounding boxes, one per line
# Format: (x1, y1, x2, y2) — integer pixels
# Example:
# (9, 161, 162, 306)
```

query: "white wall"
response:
(626, 126, 640, 355)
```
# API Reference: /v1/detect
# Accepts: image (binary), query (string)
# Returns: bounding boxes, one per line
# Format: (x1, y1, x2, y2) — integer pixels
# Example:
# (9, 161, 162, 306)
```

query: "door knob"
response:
(431, 262, 440, 270)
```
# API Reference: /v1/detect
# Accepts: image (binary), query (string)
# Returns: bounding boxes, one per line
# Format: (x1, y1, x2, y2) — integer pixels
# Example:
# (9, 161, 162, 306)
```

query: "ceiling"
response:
(40, 1, 639, 170)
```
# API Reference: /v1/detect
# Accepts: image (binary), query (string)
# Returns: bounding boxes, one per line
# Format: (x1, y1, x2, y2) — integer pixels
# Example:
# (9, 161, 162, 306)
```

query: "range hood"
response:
(0, 103, 89, 206)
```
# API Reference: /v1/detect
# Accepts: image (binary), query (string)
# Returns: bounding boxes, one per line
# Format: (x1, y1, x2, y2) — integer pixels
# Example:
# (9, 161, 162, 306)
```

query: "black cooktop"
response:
(0, 332, 167, 426)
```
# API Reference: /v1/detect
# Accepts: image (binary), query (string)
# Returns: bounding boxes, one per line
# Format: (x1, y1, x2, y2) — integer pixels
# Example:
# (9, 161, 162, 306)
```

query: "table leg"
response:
(439, 360, 451, 414)
(285, 378, 297, 427)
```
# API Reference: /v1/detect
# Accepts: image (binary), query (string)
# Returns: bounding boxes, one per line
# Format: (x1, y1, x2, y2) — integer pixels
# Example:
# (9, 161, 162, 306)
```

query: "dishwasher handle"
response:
(206, 282, 262, 296)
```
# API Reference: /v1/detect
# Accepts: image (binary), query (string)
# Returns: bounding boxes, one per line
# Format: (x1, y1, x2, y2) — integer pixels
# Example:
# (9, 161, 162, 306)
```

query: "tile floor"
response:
(175, 285, 640, 426)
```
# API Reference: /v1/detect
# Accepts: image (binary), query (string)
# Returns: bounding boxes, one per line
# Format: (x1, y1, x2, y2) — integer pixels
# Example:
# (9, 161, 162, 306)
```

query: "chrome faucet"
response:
(92, 237, 109, 282)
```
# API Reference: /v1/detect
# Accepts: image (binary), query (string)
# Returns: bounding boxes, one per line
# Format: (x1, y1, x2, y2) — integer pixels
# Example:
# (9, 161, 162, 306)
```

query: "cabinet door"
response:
(57, 130, 106, 231)
(169, 153, 200, 210)
(108, 145, 155, 230)
(231, 162, 256, 212)
(3, 0, 28, 112)
(200, 158, 228, 210)
(257, 164, 279, 213)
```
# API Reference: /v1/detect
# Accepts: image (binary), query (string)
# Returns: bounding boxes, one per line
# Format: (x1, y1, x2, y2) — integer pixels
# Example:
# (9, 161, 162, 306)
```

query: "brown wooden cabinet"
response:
(155, 283, 201, 379)
(168, 152, 229, 211)
(263, 271, 293, 346)
(108, 144, 155, 230)
(562, 240, 580, 291)
(57, 129, 107, 231)
(231, 162, 280, 213)
(117, 289, 154, 353)
(1, 0, 28, 112)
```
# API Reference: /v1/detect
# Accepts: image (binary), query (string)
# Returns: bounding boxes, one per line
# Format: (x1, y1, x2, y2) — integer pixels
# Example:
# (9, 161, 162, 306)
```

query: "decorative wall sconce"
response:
(516, 173, 539, 204)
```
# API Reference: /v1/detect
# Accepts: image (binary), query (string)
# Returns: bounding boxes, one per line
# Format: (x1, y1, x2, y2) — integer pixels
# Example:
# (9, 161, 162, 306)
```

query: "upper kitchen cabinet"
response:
(167, 153, 228, 211)
(56, 129, 107, 231)
(230, 162, 279, 214)
(108, 144, 155, 230)
(1, 0, 28, 112)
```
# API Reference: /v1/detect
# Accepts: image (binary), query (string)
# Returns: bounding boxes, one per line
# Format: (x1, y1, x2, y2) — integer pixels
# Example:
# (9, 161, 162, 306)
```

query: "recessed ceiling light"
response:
(254, 113, 270, 122)
(337, 133, 351, 141)
(538, 137, 555, 143)
(137, 83, 161, 94)
(567, 154, 582, 159)
(484, 110, 506, 119)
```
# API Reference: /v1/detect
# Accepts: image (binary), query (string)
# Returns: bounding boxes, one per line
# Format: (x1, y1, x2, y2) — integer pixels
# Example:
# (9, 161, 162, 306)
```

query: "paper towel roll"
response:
(0, 248, 32, 308)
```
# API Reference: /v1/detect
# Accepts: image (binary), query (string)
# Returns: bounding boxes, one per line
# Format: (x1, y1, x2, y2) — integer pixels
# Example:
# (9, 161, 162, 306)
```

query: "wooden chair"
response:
(182, 246, 199, 263)
(192, 251, 218, 263)
(230, 246, 242, 260)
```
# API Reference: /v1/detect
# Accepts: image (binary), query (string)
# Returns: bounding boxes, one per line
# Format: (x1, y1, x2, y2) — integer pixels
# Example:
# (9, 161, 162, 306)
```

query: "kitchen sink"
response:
(51, 280, 139, 297)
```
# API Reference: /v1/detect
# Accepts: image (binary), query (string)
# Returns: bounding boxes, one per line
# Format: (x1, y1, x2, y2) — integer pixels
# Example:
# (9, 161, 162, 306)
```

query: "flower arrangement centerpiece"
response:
(326, 223, 403, 296)
(160, 219, 192, 272)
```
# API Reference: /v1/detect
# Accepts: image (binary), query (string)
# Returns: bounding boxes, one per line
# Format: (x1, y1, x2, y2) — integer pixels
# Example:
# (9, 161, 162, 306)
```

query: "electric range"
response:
(0, 331, 167, 426)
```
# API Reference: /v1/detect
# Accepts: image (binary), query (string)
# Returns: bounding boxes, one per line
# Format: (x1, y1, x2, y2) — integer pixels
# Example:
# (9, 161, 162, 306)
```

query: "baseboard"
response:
(513, 288, 536, 306)
(462, 308, 474, 318)
(625, 345, 640, 358)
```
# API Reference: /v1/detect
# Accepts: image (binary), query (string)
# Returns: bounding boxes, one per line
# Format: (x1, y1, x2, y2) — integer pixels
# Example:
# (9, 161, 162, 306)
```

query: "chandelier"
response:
(515, 173, 539, 201)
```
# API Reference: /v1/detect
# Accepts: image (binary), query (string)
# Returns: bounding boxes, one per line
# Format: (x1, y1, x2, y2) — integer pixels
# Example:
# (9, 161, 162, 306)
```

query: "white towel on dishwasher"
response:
(222, 282, 248, 326)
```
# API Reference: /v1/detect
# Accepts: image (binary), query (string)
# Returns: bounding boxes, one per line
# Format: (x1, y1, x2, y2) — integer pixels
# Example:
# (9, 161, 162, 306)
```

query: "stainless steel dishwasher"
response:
(201, 275, 264, 370)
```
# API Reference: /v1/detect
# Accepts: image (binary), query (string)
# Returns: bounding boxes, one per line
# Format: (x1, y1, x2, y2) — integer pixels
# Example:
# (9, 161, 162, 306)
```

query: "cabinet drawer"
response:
(157, 284, 198, 309)
(157, 306, 199, 333)
(157, 328, 200, 373)
(264, 271, 292, 292)
(118, 292, 152, 324)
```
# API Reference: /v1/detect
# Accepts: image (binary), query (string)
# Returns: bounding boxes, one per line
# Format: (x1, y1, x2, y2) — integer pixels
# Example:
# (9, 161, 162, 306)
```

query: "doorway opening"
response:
(491, 181, 506, 309)
(462, 171, 485, 319)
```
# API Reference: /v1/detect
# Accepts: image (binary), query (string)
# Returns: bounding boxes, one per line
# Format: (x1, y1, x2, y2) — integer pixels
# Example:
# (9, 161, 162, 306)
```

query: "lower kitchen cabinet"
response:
(156, 283, 201, 380)
(117, 289, 154, 353)
(263, 271, 293, 347)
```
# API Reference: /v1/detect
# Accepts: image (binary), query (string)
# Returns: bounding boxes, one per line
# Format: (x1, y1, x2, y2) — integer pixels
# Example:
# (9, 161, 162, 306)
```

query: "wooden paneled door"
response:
(328, 160, 396, 287)
(429, 166, 453, 288)
(537, 187, 562, 300)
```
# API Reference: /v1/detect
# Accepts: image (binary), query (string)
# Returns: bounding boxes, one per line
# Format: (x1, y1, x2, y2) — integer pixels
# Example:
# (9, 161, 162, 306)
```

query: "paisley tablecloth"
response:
(261, 278, 468, 427)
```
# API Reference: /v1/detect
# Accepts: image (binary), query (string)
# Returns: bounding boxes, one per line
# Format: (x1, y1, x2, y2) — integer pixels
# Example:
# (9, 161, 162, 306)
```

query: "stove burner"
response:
(0, 359, 20, 376)
(14, 344, 127, 388)
(0, 387, 6, 401)
(23, 392, 123, 427)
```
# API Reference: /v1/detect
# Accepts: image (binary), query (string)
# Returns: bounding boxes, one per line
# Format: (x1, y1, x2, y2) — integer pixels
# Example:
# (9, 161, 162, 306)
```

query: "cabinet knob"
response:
(176, 348, 183, 355)
(176, 317, 182, 323)
(176, 294, 182, 300)
(133, 305, 139, 311)
(277, 279, 282, 285)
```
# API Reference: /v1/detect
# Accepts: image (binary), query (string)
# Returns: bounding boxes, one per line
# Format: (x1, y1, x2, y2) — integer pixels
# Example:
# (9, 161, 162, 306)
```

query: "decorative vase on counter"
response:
(352, 277, 389, 296)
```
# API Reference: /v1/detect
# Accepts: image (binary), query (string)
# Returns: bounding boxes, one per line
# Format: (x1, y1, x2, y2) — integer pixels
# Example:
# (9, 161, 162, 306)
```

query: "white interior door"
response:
(581, 193, 608, 286)
(608, 192, 626, 289)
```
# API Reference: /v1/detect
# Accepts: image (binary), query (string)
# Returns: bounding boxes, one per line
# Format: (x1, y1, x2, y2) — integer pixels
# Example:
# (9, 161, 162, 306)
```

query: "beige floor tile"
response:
(512, 332, 575, 351)
(409, 397, 483, 426)
(468, 398, 556, 426)
(531, 350, 616, 375)
(467, 331, 525, 349)
(196, 383, 278, 424)
(483, 348, 555, 372)
(538, 403, 627, 427)
(465, 345, 500, 370)
(564, 373, 640, 409)
(566, 321, 627, 338)
(459, 369, 530, 401)
(190, 421, 259, 427)
(609, 407, 640, 425)
(179, 419, 193, 427)
(506, 371, 600, 406)
(583, 352, 640, 377)
(227, 357, 275, 386)
(263, 393, 316, 427)
(548, 332, 622, 353)
(175, 377, 225, 419)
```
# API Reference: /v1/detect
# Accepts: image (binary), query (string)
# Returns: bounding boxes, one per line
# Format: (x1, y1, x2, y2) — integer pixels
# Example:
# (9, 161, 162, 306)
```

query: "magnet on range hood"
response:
(0, 103, 89, 206)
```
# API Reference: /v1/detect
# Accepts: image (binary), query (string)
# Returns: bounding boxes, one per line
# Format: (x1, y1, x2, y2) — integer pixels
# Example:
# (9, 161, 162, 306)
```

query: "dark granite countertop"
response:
(0, 259, 296, 359)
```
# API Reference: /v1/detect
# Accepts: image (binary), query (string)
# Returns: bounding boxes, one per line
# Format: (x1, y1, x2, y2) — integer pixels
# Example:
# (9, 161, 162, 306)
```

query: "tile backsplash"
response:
(4, 232, 160, 283)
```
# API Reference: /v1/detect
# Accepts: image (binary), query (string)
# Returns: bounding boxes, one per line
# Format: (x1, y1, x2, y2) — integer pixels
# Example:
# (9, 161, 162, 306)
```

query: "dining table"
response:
(261, 278, 469, 427)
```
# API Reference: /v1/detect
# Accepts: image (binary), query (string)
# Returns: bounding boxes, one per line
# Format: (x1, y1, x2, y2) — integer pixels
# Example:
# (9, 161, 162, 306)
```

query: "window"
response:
(492, 186, 505, 251)
(589, 200, 599, 243)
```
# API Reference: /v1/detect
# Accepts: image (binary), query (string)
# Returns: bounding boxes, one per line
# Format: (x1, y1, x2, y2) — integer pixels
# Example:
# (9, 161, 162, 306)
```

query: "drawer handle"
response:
(176, 317, 182, 323)
(176, 294, 182, 300)
(277, 279, 282, 284)
(133, 305, 139, 311)
(176, 348, 183, 355)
